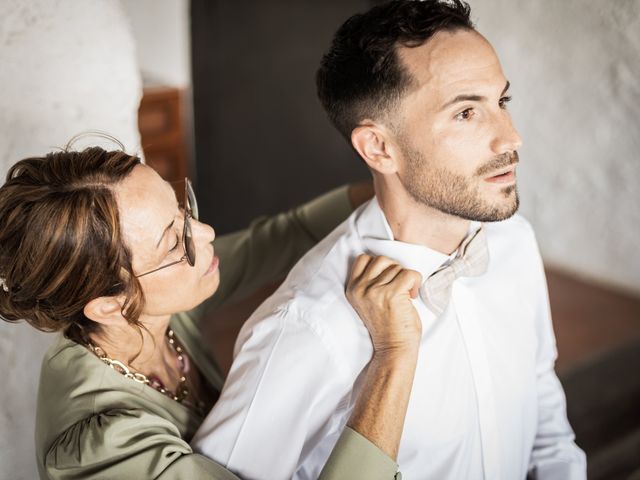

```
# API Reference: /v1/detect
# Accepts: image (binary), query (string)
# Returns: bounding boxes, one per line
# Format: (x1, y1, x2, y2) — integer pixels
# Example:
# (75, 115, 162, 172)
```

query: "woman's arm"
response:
(45, 254, 416, 480)
(320, 254, 422, 480)
(186, 182, 372, 323)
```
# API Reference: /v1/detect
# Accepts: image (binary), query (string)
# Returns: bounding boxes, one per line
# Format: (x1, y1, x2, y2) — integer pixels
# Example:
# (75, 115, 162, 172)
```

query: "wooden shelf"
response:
(138, 86, 188, 195)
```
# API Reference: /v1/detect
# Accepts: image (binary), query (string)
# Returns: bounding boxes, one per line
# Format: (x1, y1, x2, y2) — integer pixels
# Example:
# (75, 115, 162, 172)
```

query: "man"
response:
(193, 1, 587, 479)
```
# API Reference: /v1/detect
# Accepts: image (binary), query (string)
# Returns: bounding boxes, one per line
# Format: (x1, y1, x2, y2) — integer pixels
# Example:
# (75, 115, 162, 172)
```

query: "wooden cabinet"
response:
(138, 86, 189, 195)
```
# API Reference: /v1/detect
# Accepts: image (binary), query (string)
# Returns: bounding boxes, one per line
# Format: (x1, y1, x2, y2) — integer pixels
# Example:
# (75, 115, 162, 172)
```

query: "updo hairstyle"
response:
(0, 146, 144, 344)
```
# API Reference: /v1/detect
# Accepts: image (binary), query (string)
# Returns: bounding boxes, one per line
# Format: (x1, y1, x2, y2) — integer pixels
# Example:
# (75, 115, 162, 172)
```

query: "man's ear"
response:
(83, 296, 128, 327)
(351, 122, 399, 175)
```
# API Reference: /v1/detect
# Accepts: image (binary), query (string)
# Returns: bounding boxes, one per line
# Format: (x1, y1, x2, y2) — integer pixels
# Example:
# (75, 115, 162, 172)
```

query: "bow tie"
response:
(420, 228, 490, 316)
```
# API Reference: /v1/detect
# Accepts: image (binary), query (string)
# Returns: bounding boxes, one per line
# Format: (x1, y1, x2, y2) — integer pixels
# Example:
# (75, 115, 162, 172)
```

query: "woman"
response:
(0, 145, 421, 479)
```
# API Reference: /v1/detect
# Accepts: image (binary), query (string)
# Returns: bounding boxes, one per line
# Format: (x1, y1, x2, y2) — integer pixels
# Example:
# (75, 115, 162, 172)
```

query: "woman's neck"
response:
(88, 313, 174, 375)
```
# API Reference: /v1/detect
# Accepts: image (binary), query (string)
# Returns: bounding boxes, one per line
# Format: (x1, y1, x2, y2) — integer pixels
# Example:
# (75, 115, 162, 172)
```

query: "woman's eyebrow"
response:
(156, 220, 175, 248)
(155, 180, 181, 249)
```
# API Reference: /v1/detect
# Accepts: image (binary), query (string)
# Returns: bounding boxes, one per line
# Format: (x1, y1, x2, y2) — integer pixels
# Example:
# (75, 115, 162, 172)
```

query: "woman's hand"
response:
(341, 254, 423, 462)
(346, 254, 422, 356)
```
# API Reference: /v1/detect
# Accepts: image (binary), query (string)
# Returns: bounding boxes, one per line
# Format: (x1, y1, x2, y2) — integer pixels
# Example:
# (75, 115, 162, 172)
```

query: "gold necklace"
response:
(87, 328, 189, 403)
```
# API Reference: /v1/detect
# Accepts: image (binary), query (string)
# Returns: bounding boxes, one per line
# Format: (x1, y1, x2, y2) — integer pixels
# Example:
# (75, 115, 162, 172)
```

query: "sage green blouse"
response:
(35, 186, 399, 480)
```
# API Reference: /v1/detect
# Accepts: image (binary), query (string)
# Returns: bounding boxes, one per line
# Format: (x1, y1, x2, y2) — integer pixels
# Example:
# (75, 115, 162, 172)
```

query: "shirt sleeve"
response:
(191, 307, 351, 480)
(184, 185, 352, 323)
(319, 427, 401, 480)
(43, 409, 241, 480)
(527, 230, 587, 479)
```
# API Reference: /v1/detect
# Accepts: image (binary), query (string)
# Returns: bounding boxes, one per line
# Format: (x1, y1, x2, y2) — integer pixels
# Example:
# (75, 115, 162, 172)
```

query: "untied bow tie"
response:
(420, 227, 490, 316)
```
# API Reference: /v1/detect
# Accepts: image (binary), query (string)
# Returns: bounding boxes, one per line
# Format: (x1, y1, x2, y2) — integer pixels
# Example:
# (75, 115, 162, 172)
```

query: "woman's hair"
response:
(0, 146, 144, 344)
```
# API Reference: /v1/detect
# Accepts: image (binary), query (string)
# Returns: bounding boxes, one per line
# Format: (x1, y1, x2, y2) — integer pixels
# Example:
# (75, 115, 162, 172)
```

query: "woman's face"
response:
(115, 165, 219, 317)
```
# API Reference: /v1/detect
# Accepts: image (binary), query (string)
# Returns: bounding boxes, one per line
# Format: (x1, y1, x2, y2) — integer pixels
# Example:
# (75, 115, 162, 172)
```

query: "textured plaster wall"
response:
(120, 0, 191, 86)
(469, 0, 640, 295)
(0, 1, 141, 479)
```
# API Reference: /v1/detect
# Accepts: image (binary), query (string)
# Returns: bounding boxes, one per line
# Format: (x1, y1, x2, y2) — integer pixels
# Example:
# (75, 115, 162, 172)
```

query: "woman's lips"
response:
(204, 256, 219, 276)
(484, 170, 516, 184)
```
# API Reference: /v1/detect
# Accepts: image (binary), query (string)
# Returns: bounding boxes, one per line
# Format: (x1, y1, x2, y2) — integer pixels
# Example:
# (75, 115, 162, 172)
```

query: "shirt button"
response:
(394, 472, 402, 480)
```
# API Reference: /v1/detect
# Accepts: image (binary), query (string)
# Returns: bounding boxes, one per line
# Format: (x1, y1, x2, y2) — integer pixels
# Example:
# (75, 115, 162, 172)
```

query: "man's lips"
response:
(484, 167, 517, 184)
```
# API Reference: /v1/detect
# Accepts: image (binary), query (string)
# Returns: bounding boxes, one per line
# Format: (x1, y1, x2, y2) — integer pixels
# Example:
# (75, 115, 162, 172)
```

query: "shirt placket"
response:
(451, 282, 503, 480)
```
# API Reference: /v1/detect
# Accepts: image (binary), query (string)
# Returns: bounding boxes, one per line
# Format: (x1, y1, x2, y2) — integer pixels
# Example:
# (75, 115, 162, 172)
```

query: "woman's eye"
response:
(168, 234, 180, 253)
(455, 108, 474, 121)
(499, 95, 512, 109)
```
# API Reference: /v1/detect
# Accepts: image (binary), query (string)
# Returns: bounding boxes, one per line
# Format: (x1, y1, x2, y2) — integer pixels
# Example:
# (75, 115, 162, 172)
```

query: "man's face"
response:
(392, 29, 522, 222)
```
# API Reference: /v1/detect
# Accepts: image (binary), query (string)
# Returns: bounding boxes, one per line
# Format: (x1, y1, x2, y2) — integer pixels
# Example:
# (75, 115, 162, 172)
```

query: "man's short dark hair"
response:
(316, 0, 474, 141)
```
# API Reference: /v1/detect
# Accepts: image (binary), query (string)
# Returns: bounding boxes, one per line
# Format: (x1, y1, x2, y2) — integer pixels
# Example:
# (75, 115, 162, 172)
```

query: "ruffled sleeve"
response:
(43, 409, 240, 480)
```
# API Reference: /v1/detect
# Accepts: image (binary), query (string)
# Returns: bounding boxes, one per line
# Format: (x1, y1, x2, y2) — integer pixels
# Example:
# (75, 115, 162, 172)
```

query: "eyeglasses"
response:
(135, 178, 199, 278)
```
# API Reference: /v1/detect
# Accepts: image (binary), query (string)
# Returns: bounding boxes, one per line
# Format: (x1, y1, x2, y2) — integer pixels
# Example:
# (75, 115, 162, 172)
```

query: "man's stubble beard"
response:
(399, 143, 520, 223)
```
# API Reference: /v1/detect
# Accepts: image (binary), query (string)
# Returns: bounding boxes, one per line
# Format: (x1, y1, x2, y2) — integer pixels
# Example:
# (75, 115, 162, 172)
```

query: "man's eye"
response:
(499, 95, 512, 109)
(455, 108, 474, 121)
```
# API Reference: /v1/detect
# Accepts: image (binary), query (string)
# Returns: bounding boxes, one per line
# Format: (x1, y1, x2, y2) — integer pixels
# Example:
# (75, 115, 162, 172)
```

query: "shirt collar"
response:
(355, 198, 483, 280)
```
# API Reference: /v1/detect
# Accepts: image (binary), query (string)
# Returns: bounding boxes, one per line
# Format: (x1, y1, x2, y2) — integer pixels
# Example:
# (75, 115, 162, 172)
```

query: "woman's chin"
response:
(201, 269, 221, 299)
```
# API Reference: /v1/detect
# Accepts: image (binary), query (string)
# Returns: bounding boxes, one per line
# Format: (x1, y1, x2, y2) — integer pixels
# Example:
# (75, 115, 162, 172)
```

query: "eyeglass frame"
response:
(135, 178, 199, 278)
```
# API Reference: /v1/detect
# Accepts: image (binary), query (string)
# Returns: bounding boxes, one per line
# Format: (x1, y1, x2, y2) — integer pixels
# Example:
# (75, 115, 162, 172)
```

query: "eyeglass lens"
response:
(184, 179, 197, 266)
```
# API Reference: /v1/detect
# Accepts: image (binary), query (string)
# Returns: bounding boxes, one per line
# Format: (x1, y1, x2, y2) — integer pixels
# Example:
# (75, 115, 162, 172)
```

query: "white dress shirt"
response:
(193, 198, 586, 480)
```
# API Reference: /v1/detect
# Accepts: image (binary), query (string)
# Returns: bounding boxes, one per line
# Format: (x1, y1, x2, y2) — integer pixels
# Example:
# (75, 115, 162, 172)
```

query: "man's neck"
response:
(375, 177, 471, 256)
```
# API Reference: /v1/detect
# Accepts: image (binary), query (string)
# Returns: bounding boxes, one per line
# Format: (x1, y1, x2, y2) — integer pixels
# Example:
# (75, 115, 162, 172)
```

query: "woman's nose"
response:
(192, 218, 215, 244)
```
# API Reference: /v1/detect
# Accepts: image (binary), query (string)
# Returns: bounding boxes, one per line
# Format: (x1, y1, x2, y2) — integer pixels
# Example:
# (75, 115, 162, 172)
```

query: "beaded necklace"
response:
(87, 329, 191, 404)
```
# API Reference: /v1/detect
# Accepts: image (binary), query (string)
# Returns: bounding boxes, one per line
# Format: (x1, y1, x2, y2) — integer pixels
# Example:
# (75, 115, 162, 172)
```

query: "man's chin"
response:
(483, 194, 520, 222)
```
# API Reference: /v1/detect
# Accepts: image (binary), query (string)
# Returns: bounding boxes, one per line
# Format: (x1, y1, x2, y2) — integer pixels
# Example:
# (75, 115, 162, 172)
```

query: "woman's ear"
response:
(351, 122, 399, 175)
(83, 296, 127, 327)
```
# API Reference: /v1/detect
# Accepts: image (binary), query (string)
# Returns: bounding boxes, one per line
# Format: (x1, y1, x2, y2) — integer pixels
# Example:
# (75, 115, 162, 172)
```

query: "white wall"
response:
(469, 0, 640, 295)
(120, 0, 191, 86)
(0, 1, 141, 479)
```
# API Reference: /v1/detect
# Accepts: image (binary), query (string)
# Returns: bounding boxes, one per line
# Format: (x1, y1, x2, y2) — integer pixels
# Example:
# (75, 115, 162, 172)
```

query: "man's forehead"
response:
(397, 29, 505, 97)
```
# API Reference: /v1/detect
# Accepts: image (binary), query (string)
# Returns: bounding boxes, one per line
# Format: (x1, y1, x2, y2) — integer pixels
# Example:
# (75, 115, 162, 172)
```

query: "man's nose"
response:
(490, 114, 522, 155)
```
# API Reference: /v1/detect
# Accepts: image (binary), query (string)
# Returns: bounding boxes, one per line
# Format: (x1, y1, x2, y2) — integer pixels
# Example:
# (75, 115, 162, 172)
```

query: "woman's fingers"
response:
(361, 255, 398, 283)
(390, 269, 423, 299)
(348, 254, 400, 297)
(347, 254, 423, 354)
(371, 263, 403, 287)
(349, 254, 421, 296)
(349, 253, 371, 283)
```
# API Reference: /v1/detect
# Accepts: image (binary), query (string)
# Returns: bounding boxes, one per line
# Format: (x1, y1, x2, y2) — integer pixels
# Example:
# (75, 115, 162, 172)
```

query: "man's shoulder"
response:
(235, 214, 370, 363)
(270, 211, 361, 313)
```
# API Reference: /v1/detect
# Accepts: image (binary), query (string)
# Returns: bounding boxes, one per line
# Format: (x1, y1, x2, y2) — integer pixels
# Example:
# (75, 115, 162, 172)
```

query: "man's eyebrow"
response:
(440, 80, 511, 111)
(156, 220, 175, 248)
